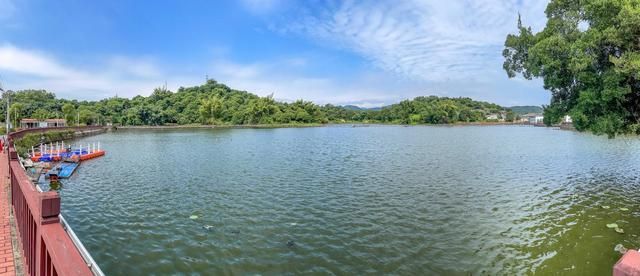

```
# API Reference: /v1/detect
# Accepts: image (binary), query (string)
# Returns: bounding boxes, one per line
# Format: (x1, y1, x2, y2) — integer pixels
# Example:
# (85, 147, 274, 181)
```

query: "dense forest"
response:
(0, 80, 513, 127)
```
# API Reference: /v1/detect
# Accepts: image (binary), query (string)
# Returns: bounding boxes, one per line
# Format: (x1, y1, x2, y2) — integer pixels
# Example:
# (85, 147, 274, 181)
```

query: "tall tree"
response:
(62, 103, 76, 126)
(32, 108, 50, 120)
(503, 2, 640, 137)
(8, 103, 24, 128)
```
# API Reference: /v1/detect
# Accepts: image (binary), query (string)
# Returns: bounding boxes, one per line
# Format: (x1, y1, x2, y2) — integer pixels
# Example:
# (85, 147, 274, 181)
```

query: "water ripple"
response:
(51, 126, 640, 275)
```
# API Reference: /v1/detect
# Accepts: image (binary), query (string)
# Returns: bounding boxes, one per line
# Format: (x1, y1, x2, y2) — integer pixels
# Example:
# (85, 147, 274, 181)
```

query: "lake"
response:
(53, 125, 640, 275)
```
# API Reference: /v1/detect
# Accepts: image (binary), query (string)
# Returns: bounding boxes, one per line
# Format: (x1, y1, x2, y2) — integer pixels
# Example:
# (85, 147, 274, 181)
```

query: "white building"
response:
(20, 118, 67, 129)
(486, 114, 499, 120)
(521, 113, 544, 124)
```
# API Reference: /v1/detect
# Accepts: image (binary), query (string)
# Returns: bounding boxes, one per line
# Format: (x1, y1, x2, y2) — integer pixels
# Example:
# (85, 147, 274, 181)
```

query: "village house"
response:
(520, 113, 544, 124)
(486, 113, 499, 120)
(20, 118, 67, 129)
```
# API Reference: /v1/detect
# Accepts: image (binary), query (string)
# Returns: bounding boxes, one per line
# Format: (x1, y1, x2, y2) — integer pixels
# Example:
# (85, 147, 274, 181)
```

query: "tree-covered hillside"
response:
(508, 106, 543, 115)
(0, 80, 511, 126)
(365, 96, 511, 124)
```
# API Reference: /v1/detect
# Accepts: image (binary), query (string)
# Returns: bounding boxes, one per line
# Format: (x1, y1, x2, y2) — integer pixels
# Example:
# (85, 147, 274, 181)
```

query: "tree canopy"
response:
(503, 0, 640, 137)
(0, 80, 512, 127)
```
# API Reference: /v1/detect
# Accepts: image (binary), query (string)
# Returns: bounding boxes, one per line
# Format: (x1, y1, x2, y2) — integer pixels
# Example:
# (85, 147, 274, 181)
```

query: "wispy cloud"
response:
(0, 44, 81, 78)
(0, 44, 197, 99)
(279, 0, 548, 82)
(208, 58, 410, 107)
(0, 0, 552, 107)
(108, 56, 162, 79)
(0, 42, 548, 107)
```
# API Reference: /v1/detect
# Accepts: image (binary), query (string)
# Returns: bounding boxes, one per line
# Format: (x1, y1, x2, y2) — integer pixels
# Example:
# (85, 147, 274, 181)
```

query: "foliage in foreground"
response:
(0, 80, 511, 127)
(503, 0, 640, 137)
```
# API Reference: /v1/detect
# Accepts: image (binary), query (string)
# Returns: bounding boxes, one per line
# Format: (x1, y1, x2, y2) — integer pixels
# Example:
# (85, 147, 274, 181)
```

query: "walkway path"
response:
(0, 151, 16, 276)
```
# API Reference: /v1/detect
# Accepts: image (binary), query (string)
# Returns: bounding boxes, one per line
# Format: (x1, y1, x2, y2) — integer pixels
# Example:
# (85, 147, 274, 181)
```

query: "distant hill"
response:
(6, 81, 510, 127)
(340, 105, 385, 111)
(365, 96, 508, 124)
(341, 105, 365, 111)
(508, 106, 543, 115)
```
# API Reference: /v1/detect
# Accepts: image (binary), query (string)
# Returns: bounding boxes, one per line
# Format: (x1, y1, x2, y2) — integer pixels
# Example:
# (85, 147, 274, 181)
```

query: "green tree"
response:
(199, 96, 224, 124)
(32, 108, 50, 120)
(77, 106, 97, 125)
(505, 111, 516, 122)
(62, 103, 76, 126)
(8, 103, 24, 128)
(503, 2, 640, 137)
(2, 81, 510, 127)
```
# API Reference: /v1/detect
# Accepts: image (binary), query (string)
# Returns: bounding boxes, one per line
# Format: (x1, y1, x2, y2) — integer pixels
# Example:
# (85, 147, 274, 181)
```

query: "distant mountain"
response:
(340, 105, 385, 111)
(341, 105, 365, 111)
(508, 106, 543, 115)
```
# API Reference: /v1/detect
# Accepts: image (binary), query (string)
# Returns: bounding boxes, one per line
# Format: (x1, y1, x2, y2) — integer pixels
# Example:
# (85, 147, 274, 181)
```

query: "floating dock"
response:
(57, 162, 79, 178)
(30, 142, 105, 162)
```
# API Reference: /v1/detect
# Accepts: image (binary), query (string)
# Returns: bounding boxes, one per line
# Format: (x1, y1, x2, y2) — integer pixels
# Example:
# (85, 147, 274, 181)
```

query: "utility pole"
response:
(0, 81, 8, 134)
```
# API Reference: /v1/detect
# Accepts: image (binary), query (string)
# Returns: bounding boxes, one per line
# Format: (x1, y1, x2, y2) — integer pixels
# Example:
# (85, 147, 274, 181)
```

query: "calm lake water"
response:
(52, 125, 640, 275)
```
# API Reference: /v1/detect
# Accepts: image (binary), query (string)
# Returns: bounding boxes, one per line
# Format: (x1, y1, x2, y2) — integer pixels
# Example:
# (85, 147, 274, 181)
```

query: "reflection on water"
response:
(57, 126, 640, 275)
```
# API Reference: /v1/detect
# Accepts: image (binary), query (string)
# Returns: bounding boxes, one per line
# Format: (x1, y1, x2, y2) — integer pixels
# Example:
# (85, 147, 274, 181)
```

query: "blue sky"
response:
(0, 0, 551, 107)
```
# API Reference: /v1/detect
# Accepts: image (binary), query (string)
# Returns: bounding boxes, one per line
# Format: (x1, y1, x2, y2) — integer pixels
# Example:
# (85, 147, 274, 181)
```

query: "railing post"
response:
(9, 148, 17, 161)
(40, 192, 60, 224)
(34, 192, 60, 275)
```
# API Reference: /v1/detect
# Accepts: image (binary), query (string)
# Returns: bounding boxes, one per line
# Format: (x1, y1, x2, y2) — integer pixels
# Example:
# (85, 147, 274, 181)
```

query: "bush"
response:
(13, 130, 75, 157)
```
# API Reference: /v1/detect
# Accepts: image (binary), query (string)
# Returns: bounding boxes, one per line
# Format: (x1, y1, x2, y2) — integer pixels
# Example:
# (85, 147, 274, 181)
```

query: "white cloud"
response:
(280, 0, 549, 82)
(108, 56, 162, 79)
(0, 42, 549, 107)
(0, 44, 81, 78)
(206, 54, 550, 108)
(207, 58, 406, 106)
(0, 44, 198, 99)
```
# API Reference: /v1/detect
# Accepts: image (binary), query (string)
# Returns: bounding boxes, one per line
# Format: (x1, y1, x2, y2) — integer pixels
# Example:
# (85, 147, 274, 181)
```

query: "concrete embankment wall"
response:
(9, 126, 107, 140)
(72, 127, 108, 138)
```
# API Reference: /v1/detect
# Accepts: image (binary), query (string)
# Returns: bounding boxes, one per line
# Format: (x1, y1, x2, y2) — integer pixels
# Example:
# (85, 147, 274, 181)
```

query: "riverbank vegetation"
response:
(13, 130, 75, 156)
(0, 80, 514, 127)
(503, 0, 640, 137)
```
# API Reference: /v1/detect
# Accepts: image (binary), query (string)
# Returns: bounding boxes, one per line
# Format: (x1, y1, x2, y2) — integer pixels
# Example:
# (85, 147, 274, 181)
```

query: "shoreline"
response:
(116, 123, 325, 129)
(114, 121, 536, 130)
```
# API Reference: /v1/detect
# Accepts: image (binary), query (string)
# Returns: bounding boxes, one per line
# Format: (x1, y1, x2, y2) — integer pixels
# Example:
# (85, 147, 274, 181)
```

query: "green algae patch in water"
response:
(606, 223, 619, 229)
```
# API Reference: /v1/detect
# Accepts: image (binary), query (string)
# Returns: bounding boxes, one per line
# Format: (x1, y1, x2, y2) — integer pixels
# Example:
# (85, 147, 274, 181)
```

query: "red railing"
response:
(7, 127, 101, 275)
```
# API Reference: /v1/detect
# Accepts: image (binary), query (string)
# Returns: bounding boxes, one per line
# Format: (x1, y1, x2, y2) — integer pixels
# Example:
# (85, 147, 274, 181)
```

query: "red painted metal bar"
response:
(7, 127, 97, 275)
